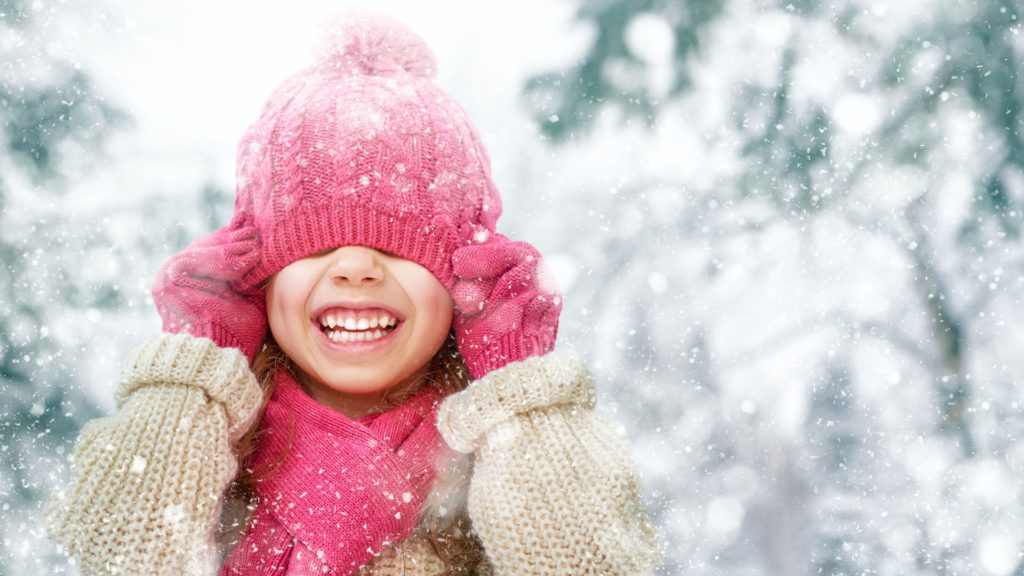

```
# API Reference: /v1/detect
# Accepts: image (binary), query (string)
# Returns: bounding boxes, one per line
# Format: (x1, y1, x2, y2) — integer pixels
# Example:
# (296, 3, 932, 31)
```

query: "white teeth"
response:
(326, 329, 387, 343)
(319, 311, 398, 338)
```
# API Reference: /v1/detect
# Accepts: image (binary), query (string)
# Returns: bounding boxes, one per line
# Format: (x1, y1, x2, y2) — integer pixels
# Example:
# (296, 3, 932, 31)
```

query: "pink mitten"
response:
(450, 235, 561, 379)
(151, 210, 267, 362)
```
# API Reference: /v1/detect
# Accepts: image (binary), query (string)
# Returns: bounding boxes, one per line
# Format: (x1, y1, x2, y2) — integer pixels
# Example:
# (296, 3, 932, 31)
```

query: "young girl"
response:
(45, 12, 660, 576)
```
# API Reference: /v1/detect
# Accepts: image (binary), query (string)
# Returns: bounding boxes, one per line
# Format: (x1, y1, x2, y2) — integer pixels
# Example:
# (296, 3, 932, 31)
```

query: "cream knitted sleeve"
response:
(435, 353, 661, 575)
(45, 333, 263, 576)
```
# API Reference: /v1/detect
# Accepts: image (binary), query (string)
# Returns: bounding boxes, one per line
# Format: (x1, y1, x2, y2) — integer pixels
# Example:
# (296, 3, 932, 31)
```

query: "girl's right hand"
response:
(152, 210, 267, 363)
(45, 334, 262, 576)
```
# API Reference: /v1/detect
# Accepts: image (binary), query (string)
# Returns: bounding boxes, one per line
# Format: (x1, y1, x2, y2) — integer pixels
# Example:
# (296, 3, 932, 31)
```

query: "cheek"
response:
(265, 287, 286, 340)
(413, 278, 454, 346)
(425, 280, 453, 327)
(265, 279, 305, 338)
(430, 296, 454, 352)
(437, 293, 454, 328)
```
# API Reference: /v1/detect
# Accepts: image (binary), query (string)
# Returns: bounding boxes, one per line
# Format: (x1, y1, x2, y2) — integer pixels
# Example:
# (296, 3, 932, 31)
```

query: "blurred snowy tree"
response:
(0, 1, 230, 573)
(525, 0, 728, 141)
(0, 1, 121, 573)
(522, 1, 1024, 575)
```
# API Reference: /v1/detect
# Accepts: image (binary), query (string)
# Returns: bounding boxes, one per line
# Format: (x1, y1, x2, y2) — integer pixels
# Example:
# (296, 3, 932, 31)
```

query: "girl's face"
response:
(266, 246, 453, 417)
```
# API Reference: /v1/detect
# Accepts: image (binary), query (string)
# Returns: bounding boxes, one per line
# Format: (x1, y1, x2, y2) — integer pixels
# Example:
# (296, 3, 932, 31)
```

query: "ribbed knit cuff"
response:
(117, 333, 263, 443)
(203, 322, 261, 365)
(462, 332, 556, 381)
(436, 352, 595, 453)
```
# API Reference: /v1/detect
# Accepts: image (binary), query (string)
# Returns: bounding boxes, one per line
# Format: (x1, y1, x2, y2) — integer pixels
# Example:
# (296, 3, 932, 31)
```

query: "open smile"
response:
(315, 306, 401, 344)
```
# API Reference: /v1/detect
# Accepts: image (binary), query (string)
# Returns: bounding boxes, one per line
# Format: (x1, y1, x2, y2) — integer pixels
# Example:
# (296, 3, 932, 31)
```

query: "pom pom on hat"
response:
(314, 10, 438, 77)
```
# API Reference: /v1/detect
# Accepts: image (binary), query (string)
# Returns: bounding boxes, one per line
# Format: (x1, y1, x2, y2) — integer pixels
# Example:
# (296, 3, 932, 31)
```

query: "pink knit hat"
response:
(154, 13, 557, 369)
(231, 12, 501, 291)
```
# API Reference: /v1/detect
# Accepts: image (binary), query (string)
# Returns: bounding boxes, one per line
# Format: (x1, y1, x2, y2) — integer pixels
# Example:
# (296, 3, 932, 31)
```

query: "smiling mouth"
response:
(317, 308, 400, 343)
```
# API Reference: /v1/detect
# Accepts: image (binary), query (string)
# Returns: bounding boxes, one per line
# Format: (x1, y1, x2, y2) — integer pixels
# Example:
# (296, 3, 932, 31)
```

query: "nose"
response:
(326, 246, 384, 286)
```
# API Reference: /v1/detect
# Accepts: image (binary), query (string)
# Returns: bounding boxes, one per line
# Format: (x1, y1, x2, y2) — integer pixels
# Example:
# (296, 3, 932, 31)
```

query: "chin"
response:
(314, 367, 422, 396)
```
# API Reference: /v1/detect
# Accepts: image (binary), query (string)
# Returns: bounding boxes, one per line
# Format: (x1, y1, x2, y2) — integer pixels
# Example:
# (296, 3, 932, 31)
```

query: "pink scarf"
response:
(221, 371, 454, 575)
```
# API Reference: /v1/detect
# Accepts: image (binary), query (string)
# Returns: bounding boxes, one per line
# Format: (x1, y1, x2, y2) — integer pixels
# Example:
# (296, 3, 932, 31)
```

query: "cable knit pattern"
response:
(155, 13, 503, 310)
(436, 353, 661, 575)
(44, 334, 262, 576)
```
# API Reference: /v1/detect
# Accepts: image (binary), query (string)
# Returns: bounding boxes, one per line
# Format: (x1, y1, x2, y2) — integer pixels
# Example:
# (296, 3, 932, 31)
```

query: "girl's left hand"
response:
(436, 353, 662, 575)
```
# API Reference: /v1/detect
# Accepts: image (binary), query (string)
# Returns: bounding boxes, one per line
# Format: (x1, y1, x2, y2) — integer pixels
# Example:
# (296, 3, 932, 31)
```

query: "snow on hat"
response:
(232, 11, 502, 290)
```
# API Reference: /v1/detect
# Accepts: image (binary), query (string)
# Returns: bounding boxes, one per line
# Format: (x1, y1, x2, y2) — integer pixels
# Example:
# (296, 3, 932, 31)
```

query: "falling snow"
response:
(2, 0, 1023, 575)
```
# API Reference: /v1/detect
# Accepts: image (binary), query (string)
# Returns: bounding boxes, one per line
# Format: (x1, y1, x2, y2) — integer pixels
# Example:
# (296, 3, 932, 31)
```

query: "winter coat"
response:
(44, 333, 660, 575)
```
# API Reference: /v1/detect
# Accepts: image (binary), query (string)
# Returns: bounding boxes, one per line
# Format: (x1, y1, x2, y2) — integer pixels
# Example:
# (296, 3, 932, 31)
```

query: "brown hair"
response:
(227, 331, 486, 573)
